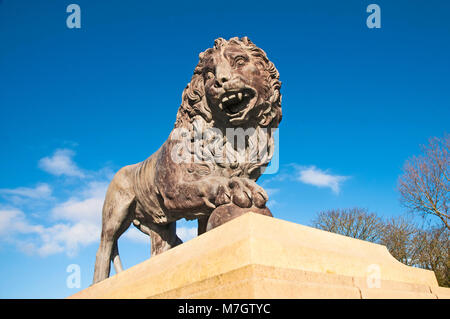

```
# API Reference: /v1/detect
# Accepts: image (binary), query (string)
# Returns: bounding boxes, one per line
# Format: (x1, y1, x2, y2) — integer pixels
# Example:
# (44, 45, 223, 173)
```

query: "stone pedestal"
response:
(70, 213, 450, 299)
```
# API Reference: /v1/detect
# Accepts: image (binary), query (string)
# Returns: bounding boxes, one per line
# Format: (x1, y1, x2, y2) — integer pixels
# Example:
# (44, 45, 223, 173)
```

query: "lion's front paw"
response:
(214, 177, 268, 209)
(252, 185, 269, 209)
(238, 178, 268, 208)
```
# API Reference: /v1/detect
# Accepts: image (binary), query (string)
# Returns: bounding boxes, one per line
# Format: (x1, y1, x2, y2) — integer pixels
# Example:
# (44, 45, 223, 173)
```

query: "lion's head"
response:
(176, 37, 282, 130)
(172, 37, 282, 179)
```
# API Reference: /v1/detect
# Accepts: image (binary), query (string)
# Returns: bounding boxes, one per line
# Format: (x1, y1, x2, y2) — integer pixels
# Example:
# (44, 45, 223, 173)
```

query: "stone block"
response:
(69, 213, 448, 299)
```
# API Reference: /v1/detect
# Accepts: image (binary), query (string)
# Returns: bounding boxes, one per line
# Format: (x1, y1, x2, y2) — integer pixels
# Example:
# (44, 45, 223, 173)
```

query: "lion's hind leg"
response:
(134, 221, 182, 256)
(93, 184, 135, 284)
(111, 241, 124, 273)
(150, 222, 183, 256)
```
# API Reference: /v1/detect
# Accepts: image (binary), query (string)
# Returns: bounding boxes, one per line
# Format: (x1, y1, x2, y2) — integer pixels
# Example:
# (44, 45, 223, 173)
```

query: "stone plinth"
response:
(69, 213, 450, 299)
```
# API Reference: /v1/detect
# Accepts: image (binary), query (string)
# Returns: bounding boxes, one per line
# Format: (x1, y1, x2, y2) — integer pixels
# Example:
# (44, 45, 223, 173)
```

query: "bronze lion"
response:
(93, 37, 282, 284)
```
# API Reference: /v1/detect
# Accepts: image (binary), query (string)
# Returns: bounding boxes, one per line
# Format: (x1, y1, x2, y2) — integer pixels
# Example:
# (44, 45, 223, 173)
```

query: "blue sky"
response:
(0, 0, 449, 298)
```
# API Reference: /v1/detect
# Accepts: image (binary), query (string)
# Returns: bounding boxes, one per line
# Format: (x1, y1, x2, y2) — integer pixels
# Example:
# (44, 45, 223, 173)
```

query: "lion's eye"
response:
(206, 71, 215, 80)
(235, 56, 247, 66)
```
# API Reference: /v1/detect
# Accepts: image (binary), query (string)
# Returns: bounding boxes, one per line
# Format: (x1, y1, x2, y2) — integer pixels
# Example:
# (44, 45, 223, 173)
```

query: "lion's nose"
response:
(214, 77, 229, 88)
(215, 64, 231, 87)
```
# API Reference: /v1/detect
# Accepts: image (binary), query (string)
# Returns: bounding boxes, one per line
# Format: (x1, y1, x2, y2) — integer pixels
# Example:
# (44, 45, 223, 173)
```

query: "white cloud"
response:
(51, 181, 108, 224)
(80, 181, 109, 199)
(0, 209, 43, 236)
(123, 227, 149, 243)
(122, 225, 198, 245)
(0, 149, 113, 257)
(36, 221, 100, 257)
(296, 165, 349, 194)
(0, 208, 101, 257)
(267, 199, 277, 209)
(0, 209, 25, 236)
(264, 188, 279, 197)
(39, 181, 109, 256)
(0, 146, 253, 259)
(0, 183, 52, 199)
(38, 149, 85, 178)
(176, 227, 197, 242)
(51, 197, 103, 223)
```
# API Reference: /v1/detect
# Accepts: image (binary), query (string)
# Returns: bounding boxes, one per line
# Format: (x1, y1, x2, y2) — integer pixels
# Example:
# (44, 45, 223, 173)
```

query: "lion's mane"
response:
(172, 37, 282, 179)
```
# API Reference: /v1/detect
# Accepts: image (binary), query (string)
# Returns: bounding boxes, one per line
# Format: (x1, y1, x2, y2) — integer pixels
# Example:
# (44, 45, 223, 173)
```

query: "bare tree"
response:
(398, 134, 449, 229)
(311, 208, 449, 287)
(413, 226, 450, 287)
(379, 215, 420, 266)
(311, 207, 383, 242)
(380, 217, 449, 287)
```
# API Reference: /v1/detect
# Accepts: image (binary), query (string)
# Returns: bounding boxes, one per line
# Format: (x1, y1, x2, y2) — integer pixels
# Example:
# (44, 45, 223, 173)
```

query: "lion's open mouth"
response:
(220, 89, 255, 115)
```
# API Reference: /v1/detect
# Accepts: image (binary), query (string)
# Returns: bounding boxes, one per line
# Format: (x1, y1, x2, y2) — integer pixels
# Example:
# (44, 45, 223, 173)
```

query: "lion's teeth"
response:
(238, 92, 243, 100)
(229, 94, 235, 100)
(222, 97, 229, 102)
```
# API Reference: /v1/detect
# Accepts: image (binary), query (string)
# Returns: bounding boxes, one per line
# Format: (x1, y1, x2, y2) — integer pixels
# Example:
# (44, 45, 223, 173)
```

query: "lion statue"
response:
(93, 37, 282, 284)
